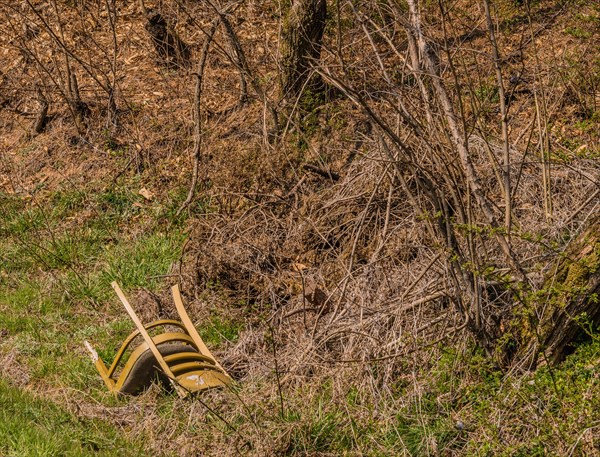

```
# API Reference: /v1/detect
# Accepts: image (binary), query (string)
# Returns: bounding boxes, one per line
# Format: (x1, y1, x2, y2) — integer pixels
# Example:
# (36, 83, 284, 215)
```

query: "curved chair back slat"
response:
(107, 320, 187, 377)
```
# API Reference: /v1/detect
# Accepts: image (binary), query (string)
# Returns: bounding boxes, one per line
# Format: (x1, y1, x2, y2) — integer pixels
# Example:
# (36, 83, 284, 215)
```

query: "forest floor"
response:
(1, 0, 599, 455)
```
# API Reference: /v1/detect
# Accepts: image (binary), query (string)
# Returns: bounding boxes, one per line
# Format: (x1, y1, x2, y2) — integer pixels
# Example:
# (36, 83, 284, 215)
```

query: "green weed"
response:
(200, 315, 243, 348)
(565, 26, 592, 39)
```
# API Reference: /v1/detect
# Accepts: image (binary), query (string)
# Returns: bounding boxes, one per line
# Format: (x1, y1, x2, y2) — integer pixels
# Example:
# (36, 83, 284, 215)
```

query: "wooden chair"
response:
(85, 282, 231, 397)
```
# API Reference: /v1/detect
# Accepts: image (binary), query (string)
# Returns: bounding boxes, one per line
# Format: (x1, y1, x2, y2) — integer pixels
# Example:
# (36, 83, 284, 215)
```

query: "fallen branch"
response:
(302, 163, 340, 181)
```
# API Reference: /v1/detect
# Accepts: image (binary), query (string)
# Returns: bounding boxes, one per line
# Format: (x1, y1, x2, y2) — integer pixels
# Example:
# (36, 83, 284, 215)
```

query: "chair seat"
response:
(176, 370, 232, 392)
(118, 343, 190, 394)
(115, 341, 230, 394)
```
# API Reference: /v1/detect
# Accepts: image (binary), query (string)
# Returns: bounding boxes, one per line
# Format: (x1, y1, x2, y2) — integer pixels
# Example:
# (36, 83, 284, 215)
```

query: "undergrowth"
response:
(0, 0, 599, 455)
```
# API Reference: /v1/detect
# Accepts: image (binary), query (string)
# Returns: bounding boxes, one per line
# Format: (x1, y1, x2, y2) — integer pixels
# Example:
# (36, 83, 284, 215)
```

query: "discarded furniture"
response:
(85, 282, 231, 397)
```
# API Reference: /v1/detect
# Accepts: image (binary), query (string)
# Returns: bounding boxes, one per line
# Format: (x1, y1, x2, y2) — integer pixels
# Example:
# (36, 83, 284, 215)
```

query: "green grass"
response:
(0, 181, 191, 454)
(565, 26, 593, 39)
(0, 378, 146, 456)
(0, 184, 185, 302)
(199, 315, 243, 348)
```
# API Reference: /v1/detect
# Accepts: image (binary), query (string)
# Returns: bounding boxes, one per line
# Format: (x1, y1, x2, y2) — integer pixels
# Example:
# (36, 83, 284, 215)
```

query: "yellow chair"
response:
(85, 282, 231, 397)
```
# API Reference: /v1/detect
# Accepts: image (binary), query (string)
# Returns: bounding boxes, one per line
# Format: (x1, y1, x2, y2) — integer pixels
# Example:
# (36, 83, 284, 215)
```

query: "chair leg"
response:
(171, 284, 232, 382)
(85, 340, 116, 391)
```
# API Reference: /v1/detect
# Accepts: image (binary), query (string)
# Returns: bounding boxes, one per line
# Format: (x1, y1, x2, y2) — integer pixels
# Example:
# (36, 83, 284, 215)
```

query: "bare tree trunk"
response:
(280, 0, 327, 100)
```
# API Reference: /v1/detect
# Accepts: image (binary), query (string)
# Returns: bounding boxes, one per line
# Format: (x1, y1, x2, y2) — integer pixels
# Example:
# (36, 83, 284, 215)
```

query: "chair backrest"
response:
(112, 282, 189, 397)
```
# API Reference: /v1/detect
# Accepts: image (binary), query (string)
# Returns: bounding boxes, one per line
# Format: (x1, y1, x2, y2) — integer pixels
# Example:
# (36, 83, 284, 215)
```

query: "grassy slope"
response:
(0, 174, 245, 455)
(2, 171, 599, 455)
(0, 180, 184, 455)
(0, 377, 145, 457)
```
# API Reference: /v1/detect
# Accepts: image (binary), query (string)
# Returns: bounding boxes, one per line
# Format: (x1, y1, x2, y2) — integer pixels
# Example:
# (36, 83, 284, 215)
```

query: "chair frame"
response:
(85, 282, 231, 397)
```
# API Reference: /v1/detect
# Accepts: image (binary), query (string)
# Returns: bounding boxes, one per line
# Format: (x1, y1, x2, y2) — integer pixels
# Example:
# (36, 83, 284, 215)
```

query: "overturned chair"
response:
(85, 282, 232, 397)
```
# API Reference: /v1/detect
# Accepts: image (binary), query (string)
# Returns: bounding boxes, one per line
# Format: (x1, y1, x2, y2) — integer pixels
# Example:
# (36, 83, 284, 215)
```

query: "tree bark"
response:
(32, 86, 48, 135)
(518, 216, 600, 366)
(280, 0, 327, 100)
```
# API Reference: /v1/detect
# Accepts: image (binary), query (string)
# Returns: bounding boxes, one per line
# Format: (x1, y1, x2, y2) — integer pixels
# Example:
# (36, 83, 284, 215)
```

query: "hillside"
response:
(1, 0, 599, 455)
